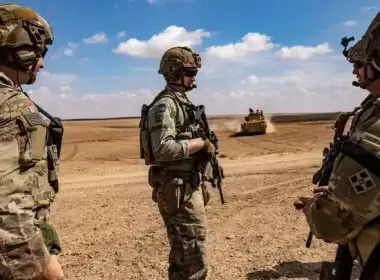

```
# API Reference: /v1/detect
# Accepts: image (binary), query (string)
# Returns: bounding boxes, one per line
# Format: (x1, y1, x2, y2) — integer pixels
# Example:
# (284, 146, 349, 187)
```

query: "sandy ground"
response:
(51, 115, 360, 280)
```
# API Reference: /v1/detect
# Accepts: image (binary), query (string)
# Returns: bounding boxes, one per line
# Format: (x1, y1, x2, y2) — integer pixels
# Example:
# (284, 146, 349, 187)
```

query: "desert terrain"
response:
(51, 113, 360, 280)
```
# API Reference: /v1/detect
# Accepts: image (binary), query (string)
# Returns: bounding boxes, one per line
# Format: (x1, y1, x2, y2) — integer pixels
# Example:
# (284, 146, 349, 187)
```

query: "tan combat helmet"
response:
(343, 12, 380, 89)
(363, 12, 380, 72)
(0, 3, 54, 84)
(158, 46, 201, 90)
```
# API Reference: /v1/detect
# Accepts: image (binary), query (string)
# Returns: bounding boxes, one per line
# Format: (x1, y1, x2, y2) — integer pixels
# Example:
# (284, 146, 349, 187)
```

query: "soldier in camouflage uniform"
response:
(296, 12, 380, 278)
(139, 46, 215, 280)
(0, 4, 63, 280)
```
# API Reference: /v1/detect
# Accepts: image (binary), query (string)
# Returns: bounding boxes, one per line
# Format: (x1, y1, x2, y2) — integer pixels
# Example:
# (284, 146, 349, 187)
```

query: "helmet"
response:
(158, 46, 201, 90)
(363, 12, 380, 72)
(0, 4, 54, 84)
(347, 40, 366, 64)
(343, 12, 380, 89)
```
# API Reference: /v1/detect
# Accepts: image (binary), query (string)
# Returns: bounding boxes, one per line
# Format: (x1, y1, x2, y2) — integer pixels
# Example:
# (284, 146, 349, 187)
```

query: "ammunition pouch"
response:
(148, 166, 201, 188)
(148, 166, 166, 188)
(37, 222, 62, 255)
(46, 117, 64, 193)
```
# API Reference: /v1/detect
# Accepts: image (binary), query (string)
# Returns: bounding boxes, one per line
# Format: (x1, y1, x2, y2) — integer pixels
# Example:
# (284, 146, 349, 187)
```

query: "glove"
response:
(202, 139, 215, 160)
(202, 184, 211, 206)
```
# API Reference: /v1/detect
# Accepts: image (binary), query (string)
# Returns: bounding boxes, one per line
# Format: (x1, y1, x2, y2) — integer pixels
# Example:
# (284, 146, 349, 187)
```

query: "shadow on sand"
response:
(229, 131, 266, 138)
(245, 260, 322, 280)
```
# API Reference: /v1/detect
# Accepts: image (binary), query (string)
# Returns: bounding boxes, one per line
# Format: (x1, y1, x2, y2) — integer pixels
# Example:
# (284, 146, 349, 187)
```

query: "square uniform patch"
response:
(348, 168, 376, 195)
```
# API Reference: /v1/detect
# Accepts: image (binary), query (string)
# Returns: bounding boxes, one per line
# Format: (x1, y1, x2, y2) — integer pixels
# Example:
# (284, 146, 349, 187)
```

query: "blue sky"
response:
(12, 0, 379, 118)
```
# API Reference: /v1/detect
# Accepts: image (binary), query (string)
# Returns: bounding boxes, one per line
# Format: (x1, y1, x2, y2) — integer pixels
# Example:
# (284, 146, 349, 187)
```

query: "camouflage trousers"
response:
(0, 203, 61, 280)
(154, 177, 208, 280)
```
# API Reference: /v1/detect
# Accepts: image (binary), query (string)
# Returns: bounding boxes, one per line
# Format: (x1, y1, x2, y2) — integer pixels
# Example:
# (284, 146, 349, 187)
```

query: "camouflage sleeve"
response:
(0, 92, 52, 278)
(148, 97, 189, 161)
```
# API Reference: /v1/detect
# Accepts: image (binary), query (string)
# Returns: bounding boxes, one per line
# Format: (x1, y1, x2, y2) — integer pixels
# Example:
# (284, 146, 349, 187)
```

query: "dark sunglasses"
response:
(183, 69, 198, 77)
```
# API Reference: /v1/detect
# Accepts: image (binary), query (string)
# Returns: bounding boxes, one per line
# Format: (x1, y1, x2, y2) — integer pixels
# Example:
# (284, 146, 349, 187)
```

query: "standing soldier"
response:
(296, 12, 380, 279)
(0, 4, 63, 280)
(139, 46, 216, 280)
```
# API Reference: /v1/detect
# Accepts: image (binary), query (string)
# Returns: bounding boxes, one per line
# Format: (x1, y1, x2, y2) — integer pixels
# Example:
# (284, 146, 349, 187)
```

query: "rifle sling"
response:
(338, 140, 380, 178)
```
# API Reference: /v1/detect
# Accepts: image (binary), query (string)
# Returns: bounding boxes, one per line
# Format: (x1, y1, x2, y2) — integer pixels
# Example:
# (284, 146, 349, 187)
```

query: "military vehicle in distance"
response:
(240, 108, 267, 135)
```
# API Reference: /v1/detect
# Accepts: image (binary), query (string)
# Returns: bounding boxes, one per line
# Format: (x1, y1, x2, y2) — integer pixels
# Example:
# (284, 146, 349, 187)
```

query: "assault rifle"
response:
(191, 105, 225, 204)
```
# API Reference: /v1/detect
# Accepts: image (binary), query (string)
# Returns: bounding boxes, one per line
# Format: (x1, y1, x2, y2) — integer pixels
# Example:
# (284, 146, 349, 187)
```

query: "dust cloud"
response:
(265, 115, 276, 133)
(210, 116, 276, 134)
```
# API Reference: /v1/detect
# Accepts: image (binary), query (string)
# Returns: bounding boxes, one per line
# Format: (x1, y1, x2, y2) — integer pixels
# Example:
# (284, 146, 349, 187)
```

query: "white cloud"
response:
(83, 32, 108, 44)
(117, 31, 125, 38)
(28, 87, 156, 119)
(275, 43, 332, 60)
(362, 6, 376, 11)
(36, 71, 77, 86)
(63, 49, 74, 56)
(205, 33, 274, 60)
(27, 49, 364, 119)
(57, 42, 79, 57)
(113, 25, 211, 58)
(34, 26, 367, 119)
(342, 20, 357, 27)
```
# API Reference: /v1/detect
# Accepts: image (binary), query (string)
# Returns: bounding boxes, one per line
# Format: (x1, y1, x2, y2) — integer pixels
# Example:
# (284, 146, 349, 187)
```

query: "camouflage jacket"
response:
(0, 72, 55, 208)
(147, 86, 197, 172)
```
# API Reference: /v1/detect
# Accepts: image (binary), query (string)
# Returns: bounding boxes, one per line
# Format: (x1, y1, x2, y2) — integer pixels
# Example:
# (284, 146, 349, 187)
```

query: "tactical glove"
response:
(202, 139, 215, 160)
(202, 184, 210, 206)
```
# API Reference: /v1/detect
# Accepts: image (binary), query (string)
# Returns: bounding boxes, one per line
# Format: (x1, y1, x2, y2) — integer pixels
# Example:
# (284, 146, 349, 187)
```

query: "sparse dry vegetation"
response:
(53, 113, 360, 280)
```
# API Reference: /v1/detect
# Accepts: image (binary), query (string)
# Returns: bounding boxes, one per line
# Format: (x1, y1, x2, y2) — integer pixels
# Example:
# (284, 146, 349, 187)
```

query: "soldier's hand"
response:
(202, 139, 215, 159)
(313, 185, 329, 194)
(43, 255, 64, 280)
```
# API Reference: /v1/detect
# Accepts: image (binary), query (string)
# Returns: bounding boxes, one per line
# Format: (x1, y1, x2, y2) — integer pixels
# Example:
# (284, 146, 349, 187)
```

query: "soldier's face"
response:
(29, 57, 45, 73)
(17, 57, 45, 85)
(183, 68, 197, 87)
(353, 64, 380, 94)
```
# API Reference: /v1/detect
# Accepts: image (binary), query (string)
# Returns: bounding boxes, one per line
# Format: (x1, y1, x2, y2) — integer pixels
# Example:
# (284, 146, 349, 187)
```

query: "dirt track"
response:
(51, 115, 359, 280)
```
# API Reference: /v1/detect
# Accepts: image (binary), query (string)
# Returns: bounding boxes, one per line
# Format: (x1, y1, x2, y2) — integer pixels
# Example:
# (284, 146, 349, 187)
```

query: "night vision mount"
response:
(341, 36, 355, 58)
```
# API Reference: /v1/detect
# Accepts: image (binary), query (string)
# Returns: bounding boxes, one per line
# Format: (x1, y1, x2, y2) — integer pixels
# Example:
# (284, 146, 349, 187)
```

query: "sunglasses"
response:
(183, 69, 198, 77)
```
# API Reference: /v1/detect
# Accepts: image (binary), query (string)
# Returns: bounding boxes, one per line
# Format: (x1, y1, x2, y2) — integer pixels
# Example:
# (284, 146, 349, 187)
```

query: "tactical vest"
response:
(139, 90, 193, 166)
(0, 84, 61, 191)
(329, 94, 380, 231)
(338, 95, 380, 280)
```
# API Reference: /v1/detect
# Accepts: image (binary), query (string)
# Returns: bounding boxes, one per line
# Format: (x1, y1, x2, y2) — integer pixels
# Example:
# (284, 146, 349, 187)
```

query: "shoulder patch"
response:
(151, 103, 167, 114)
(348, 168, 376, 195)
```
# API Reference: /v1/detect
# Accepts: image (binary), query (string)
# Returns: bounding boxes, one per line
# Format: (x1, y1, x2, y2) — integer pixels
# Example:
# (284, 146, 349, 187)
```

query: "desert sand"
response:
(52, 114, 360, 280)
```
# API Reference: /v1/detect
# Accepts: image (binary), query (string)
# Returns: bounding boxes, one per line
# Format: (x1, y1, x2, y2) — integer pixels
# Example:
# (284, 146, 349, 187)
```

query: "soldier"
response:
(0, 4, 63, 280)
(296, 12, 380, 279)
(139, 46, 216, 280)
